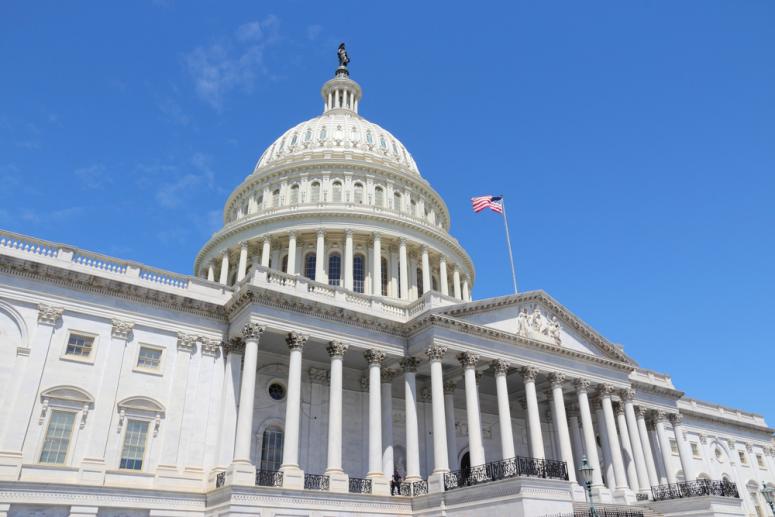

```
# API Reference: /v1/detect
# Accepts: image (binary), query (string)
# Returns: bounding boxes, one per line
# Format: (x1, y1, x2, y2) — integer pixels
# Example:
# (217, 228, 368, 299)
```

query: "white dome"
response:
(254, 112, 420, 176)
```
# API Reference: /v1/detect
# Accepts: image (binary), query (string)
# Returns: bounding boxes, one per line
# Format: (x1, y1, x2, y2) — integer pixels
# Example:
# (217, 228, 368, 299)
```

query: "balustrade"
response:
(443, 456, 568, 490)
(651, 479, 739, 501)
(303, 473, 330, 490)
(348, 477, 372, 494)
(256, 469, 284, 487)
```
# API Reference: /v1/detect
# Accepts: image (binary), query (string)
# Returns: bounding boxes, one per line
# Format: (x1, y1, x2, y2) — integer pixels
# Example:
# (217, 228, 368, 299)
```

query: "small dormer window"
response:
(379, 135, 387, 150)
(391, 140, 398, 155)
(319, 126, 327, 141)
(366, 130, 373, 145)
(290, 133, 298, 146)
(304, 128, 312, 143)
(278, 138, 285, 152)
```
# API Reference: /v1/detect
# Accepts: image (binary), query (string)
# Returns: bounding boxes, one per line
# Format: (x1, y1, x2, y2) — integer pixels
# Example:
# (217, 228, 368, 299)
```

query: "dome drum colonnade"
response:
(226, 322, 701, 500)
(194, 65, 473, 302)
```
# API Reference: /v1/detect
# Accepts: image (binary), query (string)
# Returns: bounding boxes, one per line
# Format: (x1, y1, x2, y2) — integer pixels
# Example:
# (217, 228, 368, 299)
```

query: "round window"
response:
(268, 382, 286, 401)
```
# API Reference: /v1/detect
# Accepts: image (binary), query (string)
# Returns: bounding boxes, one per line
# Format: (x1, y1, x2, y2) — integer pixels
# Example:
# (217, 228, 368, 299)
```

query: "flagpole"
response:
(500, 196, 519, 294)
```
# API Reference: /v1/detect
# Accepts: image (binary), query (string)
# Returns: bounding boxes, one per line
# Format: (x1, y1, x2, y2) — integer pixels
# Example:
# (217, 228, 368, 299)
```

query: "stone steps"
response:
(572, 501, 664, 517)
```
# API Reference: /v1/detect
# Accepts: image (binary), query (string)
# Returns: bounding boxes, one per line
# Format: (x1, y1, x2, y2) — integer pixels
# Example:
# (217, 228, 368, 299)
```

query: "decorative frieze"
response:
(364, 349, 385, 366)
(457, 351, 479, 369)
(110, 319, 134, 340)
(286, 331, 308, 351)
(37, 304, 63, 326)
(326, 340, 348, 358)
(425, 343, 447, 362)
(399, 357, 419, 373)
(243, 323, 265, 341)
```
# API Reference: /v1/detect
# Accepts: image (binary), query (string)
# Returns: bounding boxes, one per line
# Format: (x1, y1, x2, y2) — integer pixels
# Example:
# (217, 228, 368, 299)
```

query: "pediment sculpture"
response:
(516, 305, 562, 345)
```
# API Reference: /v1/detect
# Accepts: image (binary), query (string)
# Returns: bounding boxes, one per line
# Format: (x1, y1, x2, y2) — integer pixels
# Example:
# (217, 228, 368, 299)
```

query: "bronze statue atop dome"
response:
(337, 43, 350, 68)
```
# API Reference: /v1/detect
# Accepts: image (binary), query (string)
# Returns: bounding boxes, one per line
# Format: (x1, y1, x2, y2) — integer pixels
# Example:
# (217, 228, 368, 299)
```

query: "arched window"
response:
(332, 181, 343, 203)
(304, 254, 316, 280)
(259, 425, 284, 472)
(272, 189, 280, 208)
(353, 183, 364, 204)
(328, 253, 341, 287)
(256, 195, 263, 211)
(289, 185, 299, 204)
(353, 254, 365, 293)
(381, 257, 389, 296)
(432, 275, 438, 291)
(310, 182, 321, 203)
(374, 186, 385, 207)
(393, 192, 402, 211)
(281, 255, 288, 273)
(416, 268, 424, 295)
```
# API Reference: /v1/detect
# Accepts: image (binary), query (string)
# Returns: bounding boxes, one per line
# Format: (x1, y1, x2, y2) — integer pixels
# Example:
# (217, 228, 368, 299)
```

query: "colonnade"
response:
(228, 327, 697, 495)
(204, 230, 472, 302)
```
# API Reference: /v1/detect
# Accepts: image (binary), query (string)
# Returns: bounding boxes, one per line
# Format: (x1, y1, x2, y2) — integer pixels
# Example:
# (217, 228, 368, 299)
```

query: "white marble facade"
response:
(0, 59, 773, 517)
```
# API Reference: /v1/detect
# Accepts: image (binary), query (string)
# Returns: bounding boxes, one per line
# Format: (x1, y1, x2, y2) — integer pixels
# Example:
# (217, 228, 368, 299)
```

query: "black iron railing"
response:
(548, 511, 644, 517)
(444, 455, 568, 490)
(256, 469, 284, 487)
(635, 492, 649, 501)
(304, 473, 330, 490)
(398, 479, 429, 496)
(215, 471, 226, 488)
(651, 479, 739, 501)
(349, 477, 372, 494)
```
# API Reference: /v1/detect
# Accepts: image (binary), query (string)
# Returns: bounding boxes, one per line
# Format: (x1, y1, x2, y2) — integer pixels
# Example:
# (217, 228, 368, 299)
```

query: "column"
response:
(655, 411, 677, 483)
(462, 277, 470, 301)
(550, 373, 576, 482)
(218, 252, 229, 285)
(343, 230, 353, 289)
(421, 246, 431, 294)
(281, 332, 307, 488)
(575, 379, 604, 487)
(493, 360, 515, 460)
(635, 406, 659, 487)
(233, 324, 263, 470)
(364, 349, 386, 479)
(207, 262, 215, 281)
(443, 380, 459, 470)
(600, 385, 629, 491)
(401, 358, 421, 482)
(452, 266, 461, 299)
(325, 341, 348, 491)
(218, 340, 243, 466)
(398, 239, 409, 300)
(621, 390, 650, 491)
(372, 233, 381, 295)
(670, 413, 697, 481)
(425, 343, 449, 489)
(615, 402, 641, 492)
(595, 400, 616, 490)
(522, 366, 545, 459)
(315, 230, 325, 282)
(237, 241, 249, 281)
(287, 231, 297, 275)
(567, 406, 586, 483)
(381, 368, 397, 480)
(439, 257, 449, 296)
(459, 353, 485, 467)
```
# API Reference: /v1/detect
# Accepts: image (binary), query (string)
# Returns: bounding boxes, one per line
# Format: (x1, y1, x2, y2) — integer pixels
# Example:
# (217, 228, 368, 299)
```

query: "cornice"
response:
(438, 290, 635, 365)
(0, 255, 227, 322)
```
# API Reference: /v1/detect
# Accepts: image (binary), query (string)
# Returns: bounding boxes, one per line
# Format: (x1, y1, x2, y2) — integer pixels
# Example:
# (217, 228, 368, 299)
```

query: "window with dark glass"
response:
(119, 420, 149, 470)
(353, 254, 365, 293)
(381, 258, 388, 296)
(304, 254, 316, 280)
(260, 426, 284, 471)
(353, 183, 364, 204)
(281, 255, 288, 273)
(328, 253, 341, 286)
(416, 268, 424, 295)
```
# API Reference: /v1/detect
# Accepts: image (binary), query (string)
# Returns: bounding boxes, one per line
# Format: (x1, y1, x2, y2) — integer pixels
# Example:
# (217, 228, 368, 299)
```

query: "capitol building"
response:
(0, 50, 773, 517)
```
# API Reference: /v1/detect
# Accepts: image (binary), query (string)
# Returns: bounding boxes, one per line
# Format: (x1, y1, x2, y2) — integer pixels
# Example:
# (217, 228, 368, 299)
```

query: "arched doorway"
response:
(460, 451, 470, 473)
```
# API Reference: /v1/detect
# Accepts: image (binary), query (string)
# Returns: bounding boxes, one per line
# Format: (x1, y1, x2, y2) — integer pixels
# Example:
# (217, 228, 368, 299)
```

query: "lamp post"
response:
(579, 455, 597, 517)
(762, 482, 775, 514)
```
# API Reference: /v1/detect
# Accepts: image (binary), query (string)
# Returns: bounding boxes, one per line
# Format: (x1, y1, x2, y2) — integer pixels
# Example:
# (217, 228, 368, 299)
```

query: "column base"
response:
(427, 471, 448, 493)
(280, 464, 304, 489)
(78, 457, 106, 485)
(591, 485, 614, 504)
(366, 473, 390, 496)
(612, 487, 637, 505)
(570, 483, 589, 502)
(325, 470, 349, 493)
(228, 461, 257, 486)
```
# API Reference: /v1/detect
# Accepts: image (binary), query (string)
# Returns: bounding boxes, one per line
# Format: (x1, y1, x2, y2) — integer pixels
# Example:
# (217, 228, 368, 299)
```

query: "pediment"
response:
(439, 290, 636, 365)
(40, 385, 94, 405)
(117, 396, 165, 414)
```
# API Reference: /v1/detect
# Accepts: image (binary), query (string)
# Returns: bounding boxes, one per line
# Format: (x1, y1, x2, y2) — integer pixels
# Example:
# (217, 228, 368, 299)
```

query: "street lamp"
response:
(579, 456, 597, 517)
(762, 482, 775, 514)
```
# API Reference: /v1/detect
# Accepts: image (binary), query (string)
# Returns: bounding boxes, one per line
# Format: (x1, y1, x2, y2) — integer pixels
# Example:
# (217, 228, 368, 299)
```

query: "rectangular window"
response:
(670, 439, 679, 455)
(691, 442, 701, 458)
(136, 346, 162, 370)
(65, 333, 94, 358)
(757, 454, 766, 468)
(120, 420, 149, 470)
(738, 450, 747, 464)
(39, 410, 75, 464)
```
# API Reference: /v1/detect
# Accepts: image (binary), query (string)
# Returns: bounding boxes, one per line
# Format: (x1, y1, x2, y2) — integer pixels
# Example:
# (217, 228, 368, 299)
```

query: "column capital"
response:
(288, 230, 297, 238)
(421, 245, 429, 254)
(399, 237, 407, 247)
(635, 405, 649, 418)
(176, 332, 197, 353)
(111, 319, 134, 340)
(201, 338, 222, 357)
(242, 323, 265, 341)
(364, 349, 386, 366)
(549, 372, 567, 388)
(239, 240, 249, 250)
(598, 383, 616, 397)
(492, 359, 510, 376)
(439, 255, 447, 265)
(372, 232, 381, 242)
(574, 378, 592, 392)
(443, 380, 457, 394)
(654, 410, 669, 423)
(425, 343, 447, 362)
(620, 387, 636, 401)
(317, 228, 326, 238)
(457, 351, 479, 369)
(614, 402, 625, 417)
(286, 331, 308, 351)
(400, 357, 420, 373)
(225, 337, 245, 355)
(381, 368, 398, 383)
(520, 365, 539, 382)
(668, 413, 683, 426)
(344, 229, 353, 237)
(37, 304, 64, 326)
(326, 340, 348, 358)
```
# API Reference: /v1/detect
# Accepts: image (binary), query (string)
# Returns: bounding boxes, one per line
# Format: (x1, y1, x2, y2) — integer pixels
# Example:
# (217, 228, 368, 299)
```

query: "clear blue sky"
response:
(1, 2, 773, 421)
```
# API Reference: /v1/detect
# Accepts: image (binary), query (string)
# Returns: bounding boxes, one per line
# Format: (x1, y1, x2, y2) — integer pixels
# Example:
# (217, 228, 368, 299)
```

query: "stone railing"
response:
(651, 479, 739, 501)
(72, 251, 128, 274)
(0, 234, 59, 258)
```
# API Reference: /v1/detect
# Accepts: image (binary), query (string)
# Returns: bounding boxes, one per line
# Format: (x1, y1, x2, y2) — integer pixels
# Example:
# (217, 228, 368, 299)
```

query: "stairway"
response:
(572, 501, 664, 517)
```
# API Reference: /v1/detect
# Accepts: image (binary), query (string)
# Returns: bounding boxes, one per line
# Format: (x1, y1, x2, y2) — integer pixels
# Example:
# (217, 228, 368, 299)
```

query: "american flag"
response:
(471, 195, 503, 214)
